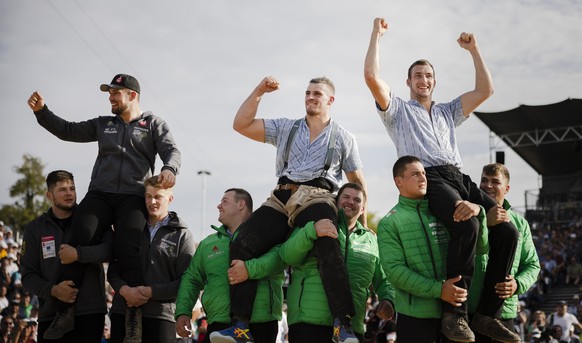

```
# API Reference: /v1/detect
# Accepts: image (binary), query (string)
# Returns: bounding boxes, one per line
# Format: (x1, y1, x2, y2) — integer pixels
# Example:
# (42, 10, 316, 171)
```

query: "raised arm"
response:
(364, 18, 392, 111)
(232, 76, 280, 142)
(457, 32, 494, 117)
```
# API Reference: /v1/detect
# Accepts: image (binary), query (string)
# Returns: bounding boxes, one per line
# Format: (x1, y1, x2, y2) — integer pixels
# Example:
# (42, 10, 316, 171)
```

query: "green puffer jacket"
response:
(175, 225, 286, 325)
(469, 199, 541, 320)
(280, 212, 394, 335)
(378, 196, 488, 319)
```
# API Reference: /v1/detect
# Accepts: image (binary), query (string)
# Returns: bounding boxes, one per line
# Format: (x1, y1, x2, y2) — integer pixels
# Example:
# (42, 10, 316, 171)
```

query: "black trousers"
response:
(38, 313, 105, 343)
(110, 313, 176, 343)
(59, 191, 146, 289)
(288, 323, 364, 343)
(229, 190, 355, 322)
(395, 313, 448, 343)
(205, 321, 278, 343)
(425, 166, 518, 317)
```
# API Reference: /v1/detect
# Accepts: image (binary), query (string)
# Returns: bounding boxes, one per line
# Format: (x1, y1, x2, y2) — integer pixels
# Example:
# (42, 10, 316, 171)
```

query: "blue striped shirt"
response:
(264, 117, 363, 191)
(377, 93, 467, 168)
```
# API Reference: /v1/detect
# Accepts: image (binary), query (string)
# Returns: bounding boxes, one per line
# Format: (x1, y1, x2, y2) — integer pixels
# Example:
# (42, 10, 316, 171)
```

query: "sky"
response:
(1, 0, 581, 243)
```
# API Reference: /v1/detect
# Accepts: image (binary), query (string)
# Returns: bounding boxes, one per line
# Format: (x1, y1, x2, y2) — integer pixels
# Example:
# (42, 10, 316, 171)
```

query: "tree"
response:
(0, 154, 49, 236)
(366, 212, 379, 233)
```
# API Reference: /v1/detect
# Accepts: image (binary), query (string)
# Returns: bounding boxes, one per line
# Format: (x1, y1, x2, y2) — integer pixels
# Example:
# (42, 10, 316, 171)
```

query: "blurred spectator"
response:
(566, 257, 582, 286)
(0, 315, 16, 342)
(0, 240, 7, 261)
(567, 295, 580, 316)
(0, 284, 8, 312)
(1, 301, 21, 321)
(528, 310, 548, 338)
(529, 327, 542, 343)
(18, 291, 33, 319)
(0, 259, 11, 287)
(5, 254, 19, 279)
(2, 228, 16, 249)
(546, 301, 582, 342)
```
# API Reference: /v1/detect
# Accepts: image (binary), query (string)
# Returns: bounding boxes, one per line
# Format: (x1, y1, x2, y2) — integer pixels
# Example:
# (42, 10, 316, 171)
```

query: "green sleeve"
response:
(175, 242, 205, 319)
(513, 216, 541, 294)
(378, 217, 443, 299)
(372, 255, 395, 304)
(279, 222, 317, 266)
(246, 244, 287, 280)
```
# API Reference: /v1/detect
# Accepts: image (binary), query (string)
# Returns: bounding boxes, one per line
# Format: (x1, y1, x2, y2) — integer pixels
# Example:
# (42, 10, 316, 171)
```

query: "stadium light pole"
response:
(197, 170, 211, 236)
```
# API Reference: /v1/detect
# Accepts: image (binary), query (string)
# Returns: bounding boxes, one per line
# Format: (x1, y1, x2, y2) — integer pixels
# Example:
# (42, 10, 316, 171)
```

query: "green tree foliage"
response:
(0, 154, 49, 235)
(367, 211, 379, 234)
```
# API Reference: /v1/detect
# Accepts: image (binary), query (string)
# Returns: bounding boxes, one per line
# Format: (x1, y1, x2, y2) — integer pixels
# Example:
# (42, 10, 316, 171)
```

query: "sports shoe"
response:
(43, 306, 75, 339)
(123, 307, 142, 343)
(209, 320, 254, 343)
(441, 312, 475, 342)
(332, 317, 359, 343)
(471, 312, 520, 343)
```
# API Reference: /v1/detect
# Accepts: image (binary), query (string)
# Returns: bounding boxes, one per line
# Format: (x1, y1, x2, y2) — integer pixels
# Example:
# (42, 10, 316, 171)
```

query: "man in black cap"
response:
(27, 74, 181, 341)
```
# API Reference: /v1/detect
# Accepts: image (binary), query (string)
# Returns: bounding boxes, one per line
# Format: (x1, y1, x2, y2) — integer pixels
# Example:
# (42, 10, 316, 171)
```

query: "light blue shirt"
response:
(147, 215, 170, 242)
(377, 93, 467, 168)
(264, 117, 363, 191)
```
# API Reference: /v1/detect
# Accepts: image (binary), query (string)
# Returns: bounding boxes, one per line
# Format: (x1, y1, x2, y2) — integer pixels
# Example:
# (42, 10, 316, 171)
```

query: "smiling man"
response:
(280, 182, 394, 343)
(211, 76, 367, 343)
(27, 74, 181, 340)
(469, 163, 540, 343)
(175, 188, 286, 343)
(364, 17, 520, 342)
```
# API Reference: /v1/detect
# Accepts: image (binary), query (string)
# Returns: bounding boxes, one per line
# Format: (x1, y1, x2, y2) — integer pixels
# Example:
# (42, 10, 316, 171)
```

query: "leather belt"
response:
(275, 183, 300, 194)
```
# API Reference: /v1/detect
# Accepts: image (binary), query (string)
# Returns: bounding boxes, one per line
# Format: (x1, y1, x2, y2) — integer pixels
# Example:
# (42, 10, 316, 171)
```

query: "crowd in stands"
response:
(512, 210, 582, 342)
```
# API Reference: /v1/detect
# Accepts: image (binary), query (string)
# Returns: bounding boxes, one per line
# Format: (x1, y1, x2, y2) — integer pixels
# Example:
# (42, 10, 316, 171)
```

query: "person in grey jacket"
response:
(108, 175, 195, 343)
(20, 170, 112, 343)
(27, 74, 181, 340)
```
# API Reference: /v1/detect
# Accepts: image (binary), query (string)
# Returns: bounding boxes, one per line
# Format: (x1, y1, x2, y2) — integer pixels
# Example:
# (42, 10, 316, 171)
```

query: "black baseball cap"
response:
(100, 74, 141, 94)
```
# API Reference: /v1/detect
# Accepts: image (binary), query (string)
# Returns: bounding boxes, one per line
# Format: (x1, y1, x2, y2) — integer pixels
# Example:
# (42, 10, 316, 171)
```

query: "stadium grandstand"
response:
(475, 99, 582, 340)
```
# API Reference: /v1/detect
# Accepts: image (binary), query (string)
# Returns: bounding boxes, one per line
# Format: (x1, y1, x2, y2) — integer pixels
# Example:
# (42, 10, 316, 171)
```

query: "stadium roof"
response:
(474, 98, 582, 176)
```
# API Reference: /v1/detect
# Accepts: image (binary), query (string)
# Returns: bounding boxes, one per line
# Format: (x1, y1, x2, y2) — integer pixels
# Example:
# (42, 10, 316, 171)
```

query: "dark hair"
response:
(225, 188, 253, 213)
(310, 76, 335, 95)
(393, 156, 421, 178)
(337, 182, 367, 202)
(407, 59, 435, 79)
(482, 163, 510, 182)
(46, 170, 74, 191)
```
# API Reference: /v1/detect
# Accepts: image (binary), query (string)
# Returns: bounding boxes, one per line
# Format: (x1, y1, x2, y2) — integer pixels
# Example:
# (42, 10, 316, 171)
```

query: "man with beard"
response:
(21, 170, 111, 342)
(280, 182, 394, 343)
(27, 74, 181, 341)
(364, 18, 519, 342)
(211, 76, 366, 343)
